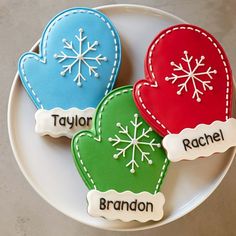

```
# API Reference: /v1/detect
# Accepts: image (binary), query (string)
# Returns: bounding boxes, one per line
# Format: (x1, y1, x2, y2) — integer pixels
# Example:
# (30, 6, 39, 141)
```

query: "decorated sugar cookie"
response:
(133, 24, 234, 162)
(71, 86, 169, 222)
(18, 8, 121, 138)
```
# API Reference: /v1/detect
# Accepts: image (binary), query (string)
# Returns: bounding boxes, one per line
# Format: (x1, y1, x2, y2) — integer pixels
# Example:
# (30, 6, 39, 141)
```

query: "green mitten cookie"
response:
(71, 86, 169, 222)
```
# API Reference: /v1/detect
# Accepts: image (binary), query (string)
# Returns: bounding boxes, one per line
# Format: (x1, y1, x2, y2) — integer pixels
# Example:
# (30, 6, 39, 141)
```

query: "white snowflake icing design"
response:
(165, 50, 217, 102)
(108, 114, 161, 174)
(54, 28, 107, 86)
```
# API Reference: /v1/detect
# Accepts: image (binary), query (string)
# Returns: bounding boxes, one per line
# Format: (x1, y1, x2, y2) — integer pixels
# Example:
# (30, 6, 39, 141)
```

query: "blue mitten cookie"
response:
(18, 8, 121, 138)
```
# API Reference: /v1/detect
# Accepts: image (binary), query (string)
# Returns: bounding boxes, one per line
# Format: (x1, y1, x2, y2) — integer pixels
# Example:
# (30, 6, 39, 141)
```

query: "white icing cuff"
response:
(35, 108, 95, 138)
(87, 189, 165, 222)
(162, 118, 236, 162)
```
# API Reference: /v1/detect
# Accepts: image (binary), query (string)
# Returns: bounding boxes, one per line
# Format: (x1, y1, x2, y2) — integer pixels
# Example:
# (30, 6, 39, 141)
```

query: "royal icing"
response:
(165, 50, 217, 102)
(71, 86, 169, 222)
(133, 24, 233, 161)
(162, 118, 236, 162)
(133, 24, 233, 137)
(108, 113, 162, 174)
(18, 8, 121, 138)
(35, 108, 94, 138)
(87, 190, 165, 222)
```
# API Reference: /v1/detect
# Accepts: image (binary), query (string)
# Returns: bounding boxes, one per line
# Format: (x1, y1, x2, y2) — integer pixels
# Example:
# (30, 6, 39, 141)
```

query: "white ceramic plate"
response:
(8, 4, 236, 231)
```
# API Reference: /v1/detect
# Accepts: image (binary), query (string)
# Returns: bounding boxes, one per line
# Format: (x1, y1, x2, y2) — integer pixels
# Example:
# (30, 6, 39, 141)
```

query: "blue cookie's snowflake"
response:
(54, 28, 107, 86)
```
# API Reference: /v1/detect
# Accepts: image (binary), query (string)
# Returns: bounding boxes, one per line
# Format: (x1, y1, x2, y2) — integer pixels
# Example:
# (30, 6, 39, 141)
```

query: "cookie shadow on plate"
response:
(43, 135, 71, 149)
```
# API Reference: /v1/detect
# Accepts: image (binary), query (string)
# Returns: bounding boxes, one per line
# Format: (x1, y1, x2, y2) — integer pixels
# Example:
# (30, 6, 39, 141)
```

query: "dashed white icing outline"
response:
(136, 81, 171, 134)
(73, 87, 169, 194)
(136, 25, 231, 135)
(20, 9, 119, 109)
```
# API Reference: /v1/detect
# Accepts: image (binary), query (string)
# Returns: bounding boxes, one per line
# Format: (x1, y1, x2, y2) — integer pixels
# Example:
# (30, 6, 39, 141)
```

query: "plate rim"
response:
(7, 3, 236, 231)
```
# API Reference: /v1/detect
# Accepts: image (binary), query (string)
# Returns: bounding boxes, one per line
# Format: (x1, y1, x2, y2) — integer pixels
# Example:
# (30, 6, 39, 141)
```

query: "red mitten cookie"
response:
(133, 24, 235, 162)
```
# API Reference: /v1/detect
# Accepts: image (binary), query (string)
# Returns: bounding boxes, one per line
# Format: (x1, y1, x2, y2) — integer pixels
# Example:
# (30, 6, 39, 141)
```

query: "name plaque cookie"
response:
(87, 190, 165, 222)
(162, 119, 236, 161)
(35, 108, 94, 138)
